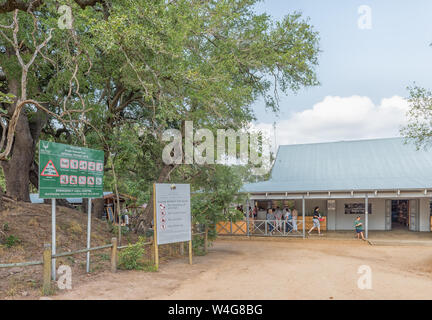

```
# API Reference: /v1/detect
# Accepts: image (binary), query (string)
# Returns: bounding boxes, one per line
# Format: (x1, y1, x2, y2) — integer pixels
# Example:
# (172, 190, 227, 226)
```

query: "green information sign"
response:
(38, 140, 104, 198)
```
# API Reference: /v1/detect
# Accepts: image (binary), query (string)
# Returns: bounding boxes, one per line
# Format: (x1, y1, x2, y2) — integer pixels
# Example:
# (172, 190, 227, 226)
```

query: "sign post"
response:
(86, 198, 92, 273)
(153, 184, 159, 270)
(39, 140, 104, 279)
(153, 183, 191, 269)
(51, 198, 56, 280)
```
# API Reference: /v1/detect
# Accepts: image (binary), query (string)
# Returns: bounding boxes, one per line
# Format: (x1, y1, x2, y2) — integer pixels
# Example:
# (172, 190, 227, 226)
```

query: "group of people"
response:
(265, 206, 299, 233)
(241, 204, 366, 240)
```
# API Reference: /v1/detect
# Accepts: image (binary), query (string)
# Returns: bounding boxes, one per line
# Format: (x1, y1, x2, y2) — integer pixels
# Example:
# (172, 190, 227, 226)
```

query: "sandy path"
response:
(54, 239, 432, 300)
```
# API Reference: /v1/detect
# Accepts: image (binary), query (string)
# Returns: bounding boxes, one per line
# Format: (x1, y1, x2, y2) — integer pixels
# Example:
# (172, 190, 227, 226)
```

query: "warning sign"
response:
(39, 140, 104, 198)
(41, 160, 59, 177)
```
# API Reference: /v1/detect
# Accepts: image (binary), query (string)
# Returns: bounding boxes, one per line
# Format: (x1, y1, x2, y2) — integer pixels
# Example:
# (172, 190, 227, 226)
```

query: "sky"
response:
(251, 0, 432, 147)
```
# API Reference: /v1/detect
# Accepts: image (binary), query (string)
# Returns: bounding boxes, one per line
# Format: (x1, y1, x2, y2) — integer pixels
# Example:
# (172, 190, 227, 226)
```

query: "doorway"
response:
(391, 200, 409, 230)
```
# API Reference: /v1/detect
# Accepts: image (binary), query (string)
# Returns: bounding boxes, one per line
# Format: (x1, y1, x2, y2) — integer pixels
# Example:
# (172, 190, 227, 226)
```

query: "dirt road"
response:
(54, 238, 432, 300)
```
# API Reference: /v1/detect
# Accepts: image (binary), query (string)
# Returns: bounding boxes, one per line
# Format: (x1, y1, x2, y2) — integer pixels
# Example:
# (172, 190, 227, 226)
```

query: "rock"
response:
(21, 291, 28, 297)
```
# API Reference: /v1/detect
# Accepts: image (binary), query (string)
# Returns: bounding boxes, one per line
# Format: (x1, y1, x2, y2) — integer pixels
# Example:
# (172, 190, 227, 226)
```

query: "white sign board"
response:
(155, 183, 191, 245)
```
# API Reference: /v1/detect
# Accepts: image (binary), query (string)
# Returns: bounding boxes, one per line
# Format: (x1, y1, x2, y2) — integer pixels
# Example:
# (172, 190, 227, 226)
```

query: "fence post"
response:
(111, 237, 117, 273)
(42, 243, 52, 295)
(188, 239, 193, 265)
(204, 227, 208, 254)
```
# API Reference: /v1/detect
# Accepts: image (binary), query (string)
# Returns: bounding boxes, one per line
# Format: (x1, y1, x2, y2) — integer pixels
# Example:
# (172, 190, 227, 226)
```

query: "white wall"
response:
(332, 198, 385, 231)
(419, 198, 431, 232)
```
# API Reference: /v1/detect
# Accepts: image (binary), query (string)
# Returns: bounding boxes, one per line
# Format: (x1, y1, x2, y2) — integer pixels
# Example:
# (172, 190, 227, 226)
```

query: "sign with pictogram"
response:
(70, 159, 78, 169)
(79, 176, 86, 185)
(154, 183, 191, 245)
(39, 140, 104, 198)
(41, 160, 59, 177)
(88, 162, 95, 171)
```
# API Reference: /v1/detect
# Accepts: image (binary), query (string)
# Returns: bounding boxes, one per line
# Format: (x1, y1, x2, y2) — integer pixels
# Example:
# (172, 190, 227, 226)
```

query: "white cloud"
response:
(252, 95, 409, 147)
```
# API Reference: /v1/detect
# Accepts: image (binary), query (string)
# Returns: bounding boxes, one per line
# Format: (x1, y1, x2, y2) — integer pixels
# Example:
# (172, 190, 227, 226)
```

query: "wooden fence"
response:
(0, 231, 208, 296)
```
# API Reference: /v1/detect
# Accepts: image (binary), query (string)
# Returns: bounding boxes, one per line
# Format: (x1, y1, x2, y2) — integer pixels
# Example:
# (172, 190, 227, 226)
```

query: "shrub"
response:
(192, 235, 206, 256)
(108, 221, 129, 236)
(118, 237, 147, 270)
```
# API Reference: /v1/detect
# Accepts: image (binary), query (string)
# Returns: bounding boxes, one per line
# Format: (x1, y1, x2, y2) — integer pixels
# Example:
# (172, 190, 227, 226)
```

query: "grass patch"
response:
(4, 235, 21, 248)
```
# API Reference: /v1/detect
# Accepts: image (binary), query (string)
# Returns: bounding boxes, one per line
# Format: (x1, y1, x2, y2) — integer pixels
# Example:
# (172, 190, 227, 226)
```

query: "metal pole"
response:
(246, 199, 250, 236)
(302, 196, 305, 239)
(51, 198, 56, 280)
(86, 198, 92, 273)
(365, 193, 369, 239)
(153, 184, 159, 270)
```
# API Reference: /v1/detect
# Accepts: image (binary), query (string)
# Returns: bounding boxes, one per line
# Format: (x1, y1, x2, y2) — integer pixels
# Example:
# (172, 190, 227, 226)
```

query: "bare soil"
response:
(0, 202, 139, 299)
(54, 238, 432, 300)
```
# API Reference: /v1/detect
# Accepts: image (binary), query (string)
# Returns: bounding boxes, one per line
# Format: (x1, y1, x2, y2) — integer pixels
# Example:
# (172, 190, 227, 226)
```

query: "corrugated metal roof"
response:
(242, 137, 432, 193)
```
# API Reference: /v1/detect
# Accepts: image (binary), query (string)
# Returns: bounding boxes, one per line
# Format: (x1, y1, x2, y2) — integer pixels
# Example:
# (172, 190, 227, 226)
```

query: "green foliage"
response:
(0, 0, 320, 230)
(4, 235, 21, 248)
(118, 237, 150, 270)
(3, 223, 9, 232)
(191, 165, 246, 228)
(192, 234, 206, 256)
(401, 85, 432, 149)
(0, 92, 15, 105)
(108, 221, 130, 236)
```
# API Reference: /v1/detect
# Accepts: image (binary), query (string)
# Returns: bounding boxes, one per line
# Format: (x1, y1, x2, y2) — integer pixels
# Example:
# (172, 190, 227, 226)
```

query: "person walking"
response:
(308, 206, 323, 236)
(354, 216, 366, 240)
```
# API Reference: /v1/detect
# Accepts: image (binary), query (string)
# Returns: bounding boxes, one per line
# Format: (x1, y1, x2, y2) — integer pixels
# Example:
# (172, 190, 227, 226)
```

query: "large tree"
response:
(0, 0, 320, 220)
(401, 86, 432, 148)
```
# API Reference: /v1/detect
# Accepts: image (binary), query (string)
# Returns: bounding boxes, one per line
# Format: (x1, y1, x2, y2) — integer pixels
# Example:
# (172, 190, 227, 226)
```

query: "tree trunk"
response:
(134, 164, 174, 233)
(1, 111, 34, 201)
(0, 74, 47, 202)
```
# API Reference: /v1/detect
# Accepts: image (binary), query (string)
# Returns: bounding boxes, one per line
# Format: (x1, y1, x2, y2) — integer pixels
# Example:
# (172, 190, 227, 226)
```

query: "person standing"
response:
(354, 216, 366, 240)
(266, 208, 275, 234)
(308, 206, 323, 236)
(291, 207, 298, 232)
(284, 206, 292, 232)
(275, 206, 283, 231)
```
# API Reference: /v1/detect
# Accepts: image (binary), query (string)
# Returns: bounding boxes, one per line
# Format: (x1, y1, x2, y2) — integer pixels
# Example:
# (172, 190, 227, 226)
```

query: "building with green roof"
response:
(242, 137, 432, 236)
